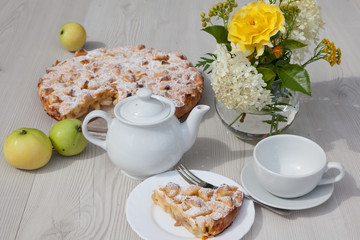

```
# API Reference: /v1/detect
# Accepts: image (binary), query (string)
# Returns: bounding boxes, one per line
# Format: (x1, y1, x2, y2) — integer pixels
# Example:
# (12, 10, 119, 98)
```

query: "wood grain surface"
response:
(0, 0, 359, 239)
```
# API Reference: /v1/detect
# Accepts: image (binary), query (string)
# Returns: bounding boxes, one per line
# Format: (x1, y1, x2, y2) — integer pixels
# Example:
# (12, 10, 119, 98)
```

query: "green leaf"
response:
(206, 53, 217, 58)
(196, 52, 217, 74)
(276, 115, 288, 122)
(203, 64, 210, 72)
(275, 64, 311, 96)
(275, 59, 290, 67)
(202, 25, 231, 50)
(263, 120, 273, 124)
(272, 102, 292, 106)
(281, 39, 307, 49)
(257, 67, 276, 83)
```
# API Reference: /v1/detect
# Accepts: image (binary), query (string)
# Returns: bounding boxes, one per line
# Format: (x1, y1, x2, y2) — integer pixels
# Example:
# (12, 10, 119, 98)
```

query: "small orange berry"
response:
(270, 46, 283, 58)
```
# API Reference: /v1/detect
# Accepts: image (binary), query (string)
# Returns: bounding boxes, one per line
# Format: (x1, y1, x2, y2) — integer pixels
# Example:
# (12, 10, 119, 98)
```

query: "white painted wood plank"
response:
(0, 0, 360, 239)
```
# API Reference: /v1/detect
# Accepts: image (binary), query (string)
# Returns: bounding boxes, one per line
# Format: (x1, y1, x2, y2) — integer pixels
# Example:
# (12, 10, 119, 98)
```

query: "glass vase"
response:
(215, 89, 300, 141)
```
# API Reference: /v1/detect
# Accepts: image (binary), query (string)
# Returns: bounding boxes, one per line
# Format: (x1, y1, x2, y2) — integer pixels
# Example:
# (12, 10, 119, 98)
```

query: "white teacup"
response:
(253, 134, 345, 198)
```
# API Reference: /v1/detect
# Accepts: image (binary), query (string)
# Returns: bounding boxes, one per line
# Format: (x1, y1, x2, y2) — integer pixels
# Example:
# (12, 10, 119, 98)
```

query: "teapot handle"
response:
(82, 110, 113, 150)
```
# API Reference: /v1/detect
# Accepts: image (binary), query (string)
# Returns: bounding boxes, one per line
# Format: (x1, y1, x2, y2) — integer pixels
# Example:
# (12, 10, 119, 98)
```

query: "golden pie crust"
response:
(152, 182, 244, 239)
(37, 45, 204, 120)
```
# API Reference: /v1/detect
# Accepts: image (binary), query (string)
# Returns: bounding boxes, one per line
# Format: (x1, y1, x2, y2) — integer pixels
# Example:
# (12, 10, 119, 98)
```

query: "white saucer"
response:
(241, 161, 334, 210)
(126, 170, 255, 240)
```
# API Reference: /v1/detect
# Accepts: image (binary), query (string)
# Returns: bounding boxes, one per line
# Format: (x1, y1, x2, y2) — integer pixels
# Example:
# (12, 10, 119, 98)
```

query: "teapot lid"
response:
(115, 88, 175, 125)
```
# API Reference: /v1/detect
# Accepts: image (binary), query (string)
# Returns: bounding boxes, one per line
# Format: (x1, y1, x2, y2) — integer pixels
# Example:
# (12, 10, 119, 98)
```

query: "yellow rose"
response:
(228, 1, 285, 57)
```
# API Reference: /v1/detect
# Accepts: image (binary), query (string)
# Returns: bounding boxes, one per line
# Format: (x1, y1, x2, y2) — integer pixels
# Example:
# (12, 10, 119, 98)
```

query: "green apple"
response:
(3, 128, 52, 170)
(49, 119, 88, 156)
(59, 22, 86, 52)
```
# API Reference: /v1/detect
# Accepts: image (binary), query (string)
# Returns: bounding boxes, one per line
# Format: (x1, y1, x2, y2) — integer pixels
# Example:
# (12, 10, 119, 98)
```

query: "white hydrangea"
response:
(289, 0, 325, 62)
(210, 44, 272, 113)
(265, 0, 325, 62)
(289, 0, 324, 44)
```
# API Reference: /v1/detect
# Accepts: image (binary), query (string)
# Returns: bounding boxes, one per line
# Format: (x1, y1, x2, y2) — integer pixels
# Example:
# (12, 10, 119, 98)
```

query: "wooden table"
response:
(1, 0, 359, 239)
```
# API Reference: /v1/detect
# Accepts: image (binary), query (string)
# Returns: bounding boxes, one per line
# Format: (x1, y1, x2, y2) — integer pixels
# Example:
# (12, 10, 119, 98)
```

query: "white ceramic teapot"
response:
(82, 88, 209, 179)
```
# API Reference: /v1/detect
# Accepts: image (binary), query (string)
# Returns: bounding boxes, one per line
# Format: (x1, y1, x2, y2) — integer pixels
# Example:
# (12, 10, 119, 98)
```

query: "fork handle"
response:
(244, 193, 292, 216)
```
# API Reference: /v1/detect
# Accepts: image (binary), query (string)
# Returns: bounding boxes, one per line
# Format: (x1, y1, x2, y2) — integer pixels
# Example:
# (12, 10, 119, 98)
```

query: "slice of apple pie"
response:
(152, 182, 244, 239)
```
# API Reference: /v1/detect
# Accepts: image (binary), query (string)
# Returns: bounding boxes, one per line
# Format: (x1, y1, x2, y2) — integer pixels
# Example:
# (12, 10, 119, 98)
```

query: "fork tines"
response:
(176, 163, 217, 189)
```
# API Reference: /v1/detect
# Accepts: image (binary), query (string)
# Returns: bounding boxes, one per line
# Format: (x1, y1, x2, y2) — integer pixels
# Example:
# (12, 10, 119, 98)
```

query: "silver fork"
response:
(176, 163, 292, 216)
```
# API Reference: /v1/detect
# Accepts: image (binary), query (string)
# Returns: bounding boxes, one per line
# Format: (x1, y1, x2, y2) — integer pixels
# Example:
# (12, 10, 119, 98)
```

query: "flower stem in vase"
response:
(229, 113, 246, 127)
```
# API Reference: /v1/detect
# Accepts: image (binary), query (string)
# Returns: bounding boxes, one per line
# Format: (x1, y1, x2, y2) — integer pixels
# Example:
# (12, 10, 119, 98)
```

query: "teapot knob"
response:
(137, 88, 153, 101)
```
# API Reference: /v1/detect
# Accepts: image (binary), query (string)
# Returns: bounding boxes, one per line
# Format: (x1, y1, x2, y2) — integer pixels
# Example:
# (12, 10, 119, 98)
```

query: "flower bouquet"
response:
(196, 0, 341, 139)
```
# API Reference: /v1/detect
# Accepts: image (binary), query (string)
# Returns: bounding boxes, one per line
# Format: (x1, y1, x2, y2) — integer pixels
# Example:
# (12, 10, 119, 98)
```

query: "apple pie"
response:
(37, 45, 204, 120)
(152, 182, 244, 239)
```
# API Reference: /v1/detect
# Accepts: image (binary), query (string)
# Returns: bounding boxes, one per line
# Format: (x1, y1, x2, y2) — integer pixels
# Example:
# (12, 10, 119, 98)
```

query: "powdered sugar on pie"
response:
(38, 45, 204, 120)
(152, 182, 244, 239)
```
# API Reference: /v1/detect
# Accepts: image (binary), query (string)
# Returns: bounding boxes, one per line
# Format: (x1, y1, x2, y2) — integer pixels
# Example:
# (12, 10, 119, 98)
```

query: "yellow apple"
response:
(59, 22, 86, 52)
(3, 128, 53, 170)
(49, 119, 88, 156)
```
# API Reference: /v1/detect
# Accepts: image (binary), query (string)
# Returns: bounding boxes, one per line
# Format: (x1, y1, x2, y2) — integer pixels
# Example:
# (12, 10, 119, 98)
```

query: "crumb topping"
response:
(38, 45, 203, 120)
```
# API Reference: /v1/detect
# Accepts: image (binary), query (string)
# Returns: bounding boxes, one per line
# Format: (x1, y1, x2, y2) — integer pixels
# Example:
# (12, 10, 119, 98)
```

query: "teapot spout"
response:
(181, 105, 210, 152)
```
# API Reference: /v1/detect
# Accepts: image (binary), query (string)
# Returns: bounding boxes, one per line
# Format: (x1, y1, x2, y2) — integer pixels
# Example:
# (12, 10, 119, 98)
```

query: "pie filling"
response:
(152, 182, 244, 239)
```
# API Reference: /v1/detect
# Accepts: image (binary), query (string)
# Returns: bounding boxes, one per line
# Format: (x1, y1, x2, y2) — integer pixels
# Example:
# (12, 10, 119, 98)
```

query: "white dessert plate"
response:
(126, 170, 255, 240)
(241, 161, 334, 210)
